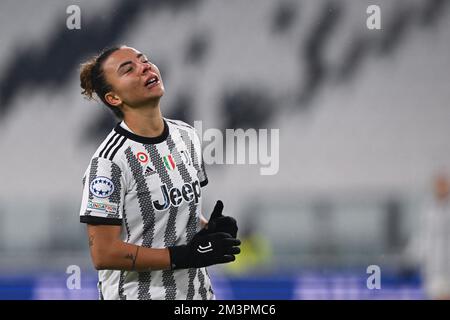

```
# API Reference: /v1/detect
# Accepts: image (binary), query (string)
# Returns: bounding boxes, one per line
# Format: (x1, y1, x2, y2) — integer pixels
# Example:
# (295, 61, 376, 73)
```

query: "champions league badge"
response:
(90, 176, 115, 198)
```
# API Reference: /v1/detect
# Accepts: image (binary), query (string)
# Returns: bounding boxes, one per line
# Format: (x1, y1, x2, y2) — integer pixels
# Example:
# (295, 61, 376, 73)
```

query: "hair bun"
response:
(80, 58, 97, 100)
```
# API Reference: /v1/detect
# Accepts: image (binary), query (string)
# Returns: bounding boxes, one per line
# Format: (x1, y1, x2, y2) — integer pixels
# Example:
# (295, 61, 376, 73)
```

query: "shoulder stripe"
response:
(109, 136, 127, 161)
(99, 132, 118, 158)
(103, 133, 122, 159)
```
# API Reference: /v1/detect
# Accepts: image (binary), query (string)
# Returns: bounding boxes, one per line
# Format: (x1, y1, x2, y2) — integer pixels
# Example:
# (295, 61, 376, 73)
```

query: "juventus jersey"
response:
(79, 118, 214, 300)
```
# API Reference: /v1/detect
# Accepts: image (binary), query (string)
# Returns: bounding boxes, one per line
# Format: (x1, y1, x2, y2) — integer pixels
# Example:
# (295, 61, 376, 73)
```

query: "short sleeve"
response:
(79, 157, 126, 226)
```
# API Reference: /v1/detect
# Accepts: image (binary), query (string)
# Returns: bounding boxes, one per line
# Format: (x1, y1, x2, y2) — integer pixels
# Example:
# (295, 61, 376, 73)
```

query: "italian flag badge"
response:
(163, 154, 176, 171)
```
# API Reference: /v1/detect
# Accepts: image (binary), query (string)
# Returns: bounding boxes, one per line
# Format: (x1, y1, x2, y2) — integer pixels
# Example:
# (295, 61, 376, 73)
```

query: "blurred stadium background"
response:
(1, 0, 450, 299)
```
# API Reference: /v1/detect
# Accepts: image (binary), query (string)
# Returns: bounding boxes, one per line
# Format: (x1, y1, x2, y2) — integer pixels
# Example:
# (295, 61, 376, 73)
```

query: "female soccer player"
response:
(78, 45, 240, 300)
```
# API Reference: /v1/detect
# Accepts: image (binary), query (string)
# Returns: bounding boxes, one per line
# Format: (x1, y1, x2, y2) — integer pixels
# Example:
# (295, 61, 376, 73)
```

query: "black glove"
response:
(206, 200, 238, 238)
(168, 230, 241, 270)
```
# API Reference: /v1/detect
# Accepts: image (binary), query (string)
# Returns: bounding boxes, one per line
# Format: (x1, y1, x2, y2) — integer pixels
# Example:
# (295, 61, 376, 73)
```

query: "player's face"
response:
(102, 46, 165, 108)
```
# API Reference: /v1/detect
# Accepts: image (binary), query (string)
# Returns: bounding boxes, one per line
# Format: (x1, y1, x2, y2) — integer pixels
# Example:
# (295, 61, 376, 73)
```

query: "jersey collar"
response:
(114, 119, 169, 144)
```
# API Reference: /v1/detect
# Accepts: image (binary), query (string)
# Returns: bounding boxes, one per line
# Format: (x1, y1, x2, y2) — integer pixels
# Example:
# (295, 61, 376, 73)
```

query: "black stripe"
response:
(200, 178, 208, 187)
(125, 146, 156, 300)
(205, 268, 214, 297)
(118, 210, 131, 300)
(99, 133, 118, 158)
(109, 159, 129, 241)
(197, 269, 208, 300)
(199, 158, 208, 186)
(98, 281, 104, 300)
(118, 203, 131, 300)
(118, 271, 127, 300)
(109, 136, 127, 161)
(166, 119, 193, 130)
(165, 132, 205, 299)
(114, 153, 130, 301)
(86, 158, 99, 216)
(145, 144, 179, 300)
(80, 216, 122, 225)
(178, 128, 208, 187)
(107, 162, 123, 219)
(103, 134, 122, 159)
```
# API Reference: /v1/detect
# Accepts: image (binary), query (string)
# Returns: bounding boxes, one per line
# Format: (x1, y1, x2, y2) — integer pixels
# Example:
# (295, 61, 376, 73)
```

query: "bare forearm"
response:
(200, 214, 208, 229)
(90, 236, 171, 271)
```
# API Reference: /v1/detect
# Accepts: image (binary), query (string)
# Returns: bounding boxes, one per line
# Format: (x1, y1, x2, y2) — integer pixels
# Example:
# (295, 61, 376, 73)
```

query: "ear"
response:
(105, 92, 122, 107)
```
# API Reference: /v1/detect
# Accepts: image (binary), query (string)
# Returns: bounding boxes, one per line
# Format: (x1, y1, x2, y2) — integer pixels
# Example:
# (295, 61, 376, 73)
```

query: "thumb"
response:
(209, 200, 224, 221)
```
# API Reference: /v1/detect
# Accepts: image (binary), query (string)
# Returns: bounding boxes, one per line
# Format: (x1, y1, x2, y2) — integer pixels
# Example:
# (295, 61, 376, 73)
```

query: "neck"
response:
(122, 101, 164, 138)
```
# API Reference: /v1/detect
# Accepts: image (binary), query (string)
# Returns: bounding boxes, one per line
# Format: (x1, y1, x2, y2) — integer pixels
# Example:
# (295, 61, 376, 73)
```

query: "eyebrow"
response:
(117, 53, 144, 72)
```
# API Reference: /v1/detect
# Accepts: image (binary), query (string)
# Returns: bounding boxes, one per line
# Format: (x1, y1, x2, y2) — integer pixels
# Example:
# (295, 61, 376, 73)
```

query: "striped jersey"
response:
(79, 118, 214, 300)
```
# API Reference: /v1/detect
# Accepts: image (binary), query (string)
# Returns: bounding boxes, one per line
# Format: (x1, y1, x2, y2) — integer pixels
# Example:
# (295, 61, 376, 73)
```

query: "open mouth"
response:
(145, 76, 159, 88)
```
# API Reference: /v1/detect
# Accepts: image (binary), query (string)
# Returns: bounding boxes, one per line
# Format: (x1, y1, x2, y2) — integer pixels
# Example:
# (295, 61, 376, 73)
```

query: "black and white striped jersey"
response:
(79, 118, 214, 300)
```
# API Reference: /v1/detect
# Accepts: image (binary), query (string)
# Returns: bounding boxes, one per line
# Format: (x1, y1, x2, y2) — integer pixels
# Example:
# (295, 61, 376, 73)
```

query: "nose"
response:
(141, 62, 151, 74)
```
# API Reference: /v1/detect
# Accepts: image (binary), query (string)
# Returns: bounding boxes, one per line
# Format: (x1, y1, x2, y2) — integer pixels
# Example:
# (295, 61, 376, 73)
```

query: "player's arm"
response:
(87, 222, 241, 271)
(200, 214, 208, 229)
(87, 224, 171, 271)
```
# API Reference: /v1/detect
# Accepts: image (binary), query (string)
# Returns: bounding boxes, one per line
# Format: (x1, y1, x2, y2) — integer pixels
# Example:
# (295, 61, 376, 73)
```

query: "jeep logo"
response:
(152, 180, 201, 210)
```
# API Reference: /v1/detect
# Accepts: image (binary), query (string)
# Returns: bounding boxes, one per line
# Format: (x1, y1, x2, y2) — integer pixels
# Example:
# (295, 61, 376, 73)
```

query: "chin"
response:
(148, 84, 164, 95)
(141, 93, 164, 105)
(152, 91, 164, 100)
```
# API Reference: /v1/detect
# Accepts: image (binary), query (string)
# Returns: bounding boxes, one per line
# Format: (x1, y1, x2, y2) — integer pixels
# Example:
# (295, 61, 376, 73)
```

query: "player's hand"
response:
(168, 231, 241, 270)
(206, 200, 238, 238)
